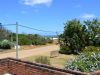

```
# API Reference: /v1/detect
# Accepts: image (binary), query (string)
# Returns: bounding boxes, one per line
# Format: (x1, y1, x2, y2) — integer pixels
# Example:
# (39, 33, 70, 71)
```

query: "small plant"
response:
(65, 52, 100, 72)
(0, 39, 12, 49)
(35, 56, 50, 65)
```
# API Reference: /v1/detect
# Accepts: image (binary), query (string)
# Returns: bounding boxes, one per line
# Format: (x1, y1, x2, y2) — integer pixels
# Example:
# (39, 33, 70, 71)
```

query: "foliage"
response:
(32, 36, 47, 45)
(59, 19, 86, 54)
(84, 19, 100, 41)
(18, 34, 32, 45)
(0, 39, 12, 49)
(65, 52, 100, 72)
(46, 38, 53, 43)
(84, 46, 100, 53)
(59, 18, 100, 54)
(12, 33, 52, 45)
(94, 34, 100, 46)
(59, 45, 71, 54)
(35, 56, 50, 65)
(0, 23, 11, 40)
(0, 41, 1, 48)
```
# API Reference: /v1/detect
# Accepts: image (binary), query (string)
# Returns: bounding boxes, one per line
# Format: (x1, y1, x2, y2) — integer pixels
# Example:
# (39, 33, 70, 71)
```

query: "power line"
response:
(1, 24, 16, 26)
(19, 24, 60, 33)
(0, 23, 63, 33)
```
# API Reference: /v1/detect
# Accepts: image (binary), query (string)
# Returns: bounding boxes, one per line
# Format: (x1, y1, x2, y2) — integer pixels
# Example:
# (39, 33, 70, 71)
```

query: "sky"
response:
(0, 0, 100, 35)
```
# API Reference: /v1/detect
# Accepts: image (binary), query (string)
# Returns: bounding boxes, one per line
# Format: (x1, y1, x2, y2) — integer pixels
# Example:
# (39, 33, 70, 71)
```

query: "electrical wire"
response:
(19, 25, 58, 33)
(0, 23, 63, 33)
(1, 24, 16, 26)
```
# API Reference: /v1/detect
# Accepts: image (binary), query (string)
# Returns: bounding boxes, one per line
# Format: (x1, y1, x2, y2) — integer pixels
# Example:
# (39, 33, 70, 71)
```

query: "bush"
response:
(37, 38, 47, 45)
(65, 52, 100, 72)
(94, 35, 100, 46)
(32, 38, 47, 45)
(46, 38, 53, 43)
(0, 40, 12, 49)
(84, 46, 100, 53)
(35, 56, 50, 65)
(59, 45, 72, 54)
(12, 34, 52, 45)
(19, 37, 32, 45)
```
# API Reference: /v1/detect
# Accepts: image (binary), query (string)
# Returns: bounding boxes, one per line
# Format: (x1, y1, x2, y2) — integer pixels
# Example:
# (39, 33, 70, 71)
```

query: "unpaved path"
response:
(0, 45, 59, 59)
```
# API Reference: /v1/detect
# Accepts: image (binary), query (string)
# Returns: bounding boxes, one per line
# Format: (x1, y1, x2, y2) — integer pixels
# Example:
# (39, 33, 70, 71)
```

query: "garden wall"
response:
(0, 58, 99, 75)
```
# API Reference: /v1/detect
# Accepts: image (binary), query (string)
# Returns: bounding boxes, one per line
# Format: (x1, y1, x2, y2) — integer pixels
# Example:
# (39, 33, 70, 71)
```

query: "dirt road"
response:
(0, 45, 59, 59)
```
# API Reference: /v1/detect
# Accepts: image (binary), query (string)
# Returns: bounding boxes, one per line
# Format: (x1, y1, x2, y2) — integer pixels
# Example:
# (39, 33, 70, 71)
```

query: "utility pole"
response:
(16, 22, 19, 59)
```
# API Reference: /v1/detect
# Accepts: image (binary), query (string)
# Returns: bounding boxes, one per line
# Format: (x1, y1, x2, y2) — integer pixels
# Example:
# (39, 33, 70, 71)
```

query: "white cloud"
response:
(22, 0, 52, 6)
(80, 14, 96, 19)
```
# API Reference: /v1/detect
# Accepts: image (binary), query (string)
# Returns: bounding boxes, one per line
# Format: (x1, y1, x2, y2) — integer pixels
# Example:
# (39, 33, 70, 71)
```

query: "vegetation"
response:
(65, 52, 100, 72)
(84, 46, 100, 52)
(59, 18, 100, 54)
(0, 23, 11, 41)
(17, 34, 53, 45)
(23, 53, 75, 68)
(34, 56, 50, 65)
(0, 23, 12, 49)
(0, 24, 53, 50)
(0, 40, 12, 49)
(59, 18, 100, 72)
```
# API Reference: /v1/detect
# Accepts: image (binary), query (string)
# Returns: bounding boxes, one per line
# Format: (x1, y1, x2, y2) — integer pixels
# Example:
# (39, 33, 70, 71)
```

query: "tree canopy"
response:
(59, 18, 100, 54)
(0, 23, 11, 41)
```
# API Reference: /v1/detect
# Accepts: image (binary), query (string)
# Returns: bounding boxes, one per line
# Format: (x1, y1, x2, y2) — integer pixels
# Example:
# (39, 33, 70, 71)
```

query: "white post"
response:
(16, 22, 19, 59)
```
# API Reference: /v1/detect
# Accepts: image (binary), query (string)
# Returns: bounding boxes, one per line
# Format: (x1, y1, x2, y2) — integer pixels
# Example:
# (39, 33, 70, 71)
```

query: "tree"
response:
(59, 18, 100, 54)
(84, 18, 100, 45)
(0, 23, 11, 41)
(59, 19, 88, 54)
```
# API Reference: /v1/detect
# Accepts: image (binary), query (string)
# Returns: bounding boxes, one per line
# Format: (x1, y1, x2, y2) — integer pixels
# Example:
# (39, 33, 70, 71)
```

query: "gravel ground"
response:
(0, 45, 59, 59)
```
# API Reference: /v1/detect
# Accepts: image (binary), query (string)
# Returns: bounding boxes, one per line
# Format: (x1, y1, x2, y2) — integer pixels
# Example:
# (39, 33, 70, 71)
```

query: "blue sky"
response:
(0, 0, 100, 35)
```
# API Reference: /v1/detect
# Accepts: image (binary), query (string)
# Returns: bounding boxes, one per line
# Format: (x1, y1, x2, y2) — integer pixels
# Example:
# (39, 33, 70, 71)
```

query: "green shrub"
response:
(59, 45, 72, 54)
(46, 38, 53, 43)
(0, 40, 12, 49)
(12, 33, 52, 45)
(19, 37, 32, 45)
(37, 38, 47, 45)
(32, 38, 47, 45)
(65, 52, 100, 72)
(35, 56, 50, 65)
(84, 46, 100, 53)
(94, 35, 100, 46)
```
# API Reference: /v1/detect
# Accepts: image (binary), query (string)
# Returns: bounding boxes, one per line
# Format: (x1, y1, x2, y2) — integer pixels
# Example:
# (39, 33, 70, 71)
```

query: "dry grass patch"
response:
(23, 52, 75, 68)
